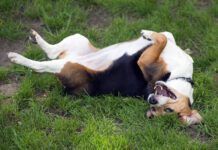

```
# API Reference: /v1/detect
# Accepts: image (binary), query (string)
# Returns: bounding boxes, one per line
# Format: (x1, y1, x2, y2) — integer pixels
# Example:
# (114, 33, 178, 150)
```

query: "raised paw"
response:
(141, 30, 154, 41)
(29, 29, 38, 44)
(8, 52, 26, 64)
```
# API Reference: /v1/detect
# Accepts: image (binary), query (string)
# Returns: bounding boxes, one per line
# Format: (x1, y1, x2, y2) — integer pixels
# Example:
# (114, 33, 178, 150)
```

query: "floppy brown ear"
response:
(179, 110, 203, 125)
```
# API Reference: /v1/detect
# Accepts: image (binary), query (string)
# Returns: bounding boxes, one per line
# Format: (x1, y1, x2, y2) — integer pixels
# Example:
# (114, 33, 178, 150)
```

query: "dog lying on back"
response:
(8, 29, 202, 125)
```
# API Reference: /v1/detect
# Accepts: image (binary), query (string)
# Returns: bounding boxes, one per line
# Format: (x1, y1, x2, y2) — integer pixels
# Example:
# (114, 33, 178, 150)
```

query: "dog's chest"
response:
(160, 41, 193, 79)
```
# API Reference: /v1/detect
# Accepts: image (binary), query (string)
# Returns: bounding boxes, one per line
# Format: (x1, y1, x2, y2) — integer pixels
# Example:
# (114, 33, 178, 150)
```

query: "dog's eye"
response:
(164, 108, 174, 113)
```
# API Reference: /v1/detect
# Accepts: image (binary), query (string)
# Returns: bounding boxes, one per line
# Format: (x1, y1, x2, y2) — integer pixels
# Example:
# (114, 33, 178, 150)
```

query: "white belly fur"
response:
(68, 37, 153, 71)
(67, 36, 193, 79)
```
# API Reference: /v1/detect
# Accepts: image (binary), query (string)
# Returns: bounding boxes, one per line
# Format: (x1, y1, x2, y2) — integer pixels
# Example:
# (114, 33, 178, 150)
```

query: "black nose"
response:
(148, 96, 158, 104)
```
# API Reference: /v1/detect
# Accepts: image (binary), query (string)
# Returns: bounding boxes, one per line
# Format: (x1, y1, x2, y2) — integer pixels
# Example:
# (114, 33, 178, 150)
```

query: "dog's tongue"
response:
(155, 84, 177, 99)
(161, 89, 168, 97)
(155, 85, 168, 97)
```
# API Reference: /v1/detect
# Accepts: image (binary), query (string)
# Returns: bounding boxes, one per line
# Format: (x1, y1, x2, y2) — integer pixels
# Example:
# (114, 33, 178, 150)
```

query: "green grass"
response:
(0, 0, 218, 149)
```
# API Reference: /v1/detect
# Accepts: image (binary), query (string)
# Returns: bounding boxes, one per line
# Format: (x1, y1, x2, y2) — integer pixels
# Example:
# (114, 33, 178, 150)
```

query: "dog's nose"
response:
(148, 96, 158, 105)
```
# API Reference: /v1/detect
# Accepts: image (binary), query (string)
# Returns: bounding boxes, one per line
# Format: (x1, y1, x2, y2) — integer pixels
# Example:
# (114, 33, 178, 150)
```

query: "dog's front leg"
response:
(137, 31, 168, 103)
(8, 52, 67, 73)
(137, 31, 167, 81)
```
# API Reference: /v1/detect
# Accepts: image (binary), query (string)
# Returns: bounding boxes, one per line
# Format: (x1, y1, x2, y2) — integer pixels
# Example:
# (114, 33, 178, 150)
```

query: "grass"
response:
(0, 0, 218, 149)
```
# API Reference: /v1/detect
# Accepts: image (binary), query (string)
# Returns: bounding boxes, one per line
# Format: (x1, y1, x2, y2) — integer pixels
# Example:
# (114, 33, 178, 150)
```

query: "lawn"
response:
(0, 0, 218, 149)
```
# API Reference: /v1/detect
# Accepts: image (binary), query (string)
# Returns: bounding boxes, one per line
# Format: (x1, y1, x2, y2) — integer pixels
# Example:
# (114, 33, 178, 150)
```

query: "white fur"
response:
(8, 52, 67, 73)
(8, 30, 153, 73)
(159, 32, 194, 104)
(165, 80, 194, 104)
(31, 30, 95, 59)
(8, 29, 194, 102)
(70, 36, 153, 71)
(155, 96, 169, 107)
(148, 93, 169, 107)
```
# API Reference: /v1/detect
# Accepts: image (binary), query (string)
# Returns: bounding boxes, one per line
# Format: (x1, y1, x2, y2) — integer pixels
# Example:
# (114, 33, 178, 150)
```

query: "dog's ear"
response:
(160, 72, 171, 81)
(179, 110, 202, 125)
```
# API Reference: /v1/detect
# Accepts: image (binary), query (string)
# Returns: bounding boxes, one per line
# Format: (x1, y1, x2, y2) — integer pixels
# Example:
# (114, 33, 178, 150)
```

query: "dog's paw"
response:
(141, 30, 154, 41)
(29, 29, 38, 44)
(146, 106, 158, 119)
(146, 108, 156, 119)
(8, 52, 26, 64)
(146, 109, 154, 118)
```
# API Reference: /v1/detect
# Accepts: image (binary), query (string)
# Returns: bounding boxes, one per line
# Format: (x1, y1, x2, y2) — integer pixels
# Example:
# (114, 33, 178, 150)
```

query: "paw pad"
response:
(29, 29, 38, 44)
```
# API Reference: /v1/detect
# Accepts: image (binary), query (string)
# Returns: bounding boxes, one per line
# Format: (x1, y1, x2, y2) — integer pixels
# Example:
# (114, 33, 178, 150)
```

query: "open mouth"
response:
(154, 83, 177, 99)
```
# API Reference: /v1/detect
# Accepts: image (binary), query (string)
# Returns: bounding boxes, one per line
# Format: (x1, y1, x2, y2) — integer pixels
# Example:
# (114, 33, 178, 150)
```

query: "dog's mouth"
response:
(154, 83, 177, 100)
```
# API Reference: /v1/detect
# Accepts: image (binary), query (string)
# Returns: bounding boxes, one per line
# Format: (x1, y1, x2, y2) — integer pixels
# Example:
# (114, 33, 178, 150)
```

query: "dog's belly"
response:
(59, 36, 193, 97)
(69, 37, 153, 71)
(68, 37, 193, 78)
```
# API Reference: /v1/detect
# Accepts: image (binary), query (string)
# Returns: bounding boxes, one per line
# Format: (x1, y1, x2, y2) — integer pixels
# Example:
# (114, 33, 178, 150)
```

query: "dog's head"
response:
(147, 81, 202, 125)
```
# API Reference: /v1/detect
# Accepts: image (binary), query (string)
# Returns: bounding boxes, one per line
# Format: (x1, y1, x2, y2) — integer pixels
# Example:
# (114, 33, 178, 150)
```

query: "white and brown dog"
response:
(8, 29, 202, 125)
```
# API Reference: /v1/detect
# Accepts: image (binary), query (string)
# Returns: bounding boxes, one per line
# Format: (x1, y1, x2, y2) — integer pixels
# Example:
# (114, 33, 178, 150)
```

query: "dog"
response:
(8, 29, 202, 125)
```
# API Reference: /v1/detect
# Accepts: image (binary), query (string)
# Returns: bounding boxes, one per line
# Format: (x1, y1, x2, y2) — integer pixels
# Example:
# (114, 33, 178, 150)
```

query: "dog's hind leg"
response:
(8, 52, 94, 95)
(29, 29, 98, 59)
(29, 30, 60, 59)
(8, 52, 67, 73)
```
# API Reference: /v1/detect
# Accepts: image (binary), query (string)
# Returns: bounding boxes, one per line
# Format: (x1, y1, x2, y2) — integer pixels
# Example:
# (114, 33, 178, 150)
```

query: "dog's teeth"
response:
(155, 85, 161, 89)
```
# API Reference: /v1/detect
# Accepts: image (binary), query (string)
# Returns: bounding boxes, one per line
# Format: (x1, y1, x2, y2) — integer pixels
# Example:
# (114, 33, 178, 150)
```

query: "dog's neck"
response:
(165, 78, 194, 104)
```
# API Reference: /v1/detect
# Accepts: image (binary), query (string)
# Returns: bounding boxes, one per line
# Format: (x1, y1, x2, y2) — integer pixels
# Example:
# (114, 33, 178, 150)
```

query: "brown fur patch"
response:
(144, 57, 168, 81)
(153, 93, 192, 117)
(137, 33, 168, 82)
(56, 62, 97, 94)
(165, 96, 192, 116)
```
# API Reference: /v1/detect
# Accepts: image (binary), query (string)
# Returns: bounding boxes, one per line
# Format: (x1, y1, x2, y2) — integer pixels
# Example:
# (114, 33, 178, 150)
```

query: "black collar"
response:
(169, 77, 194, 87)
